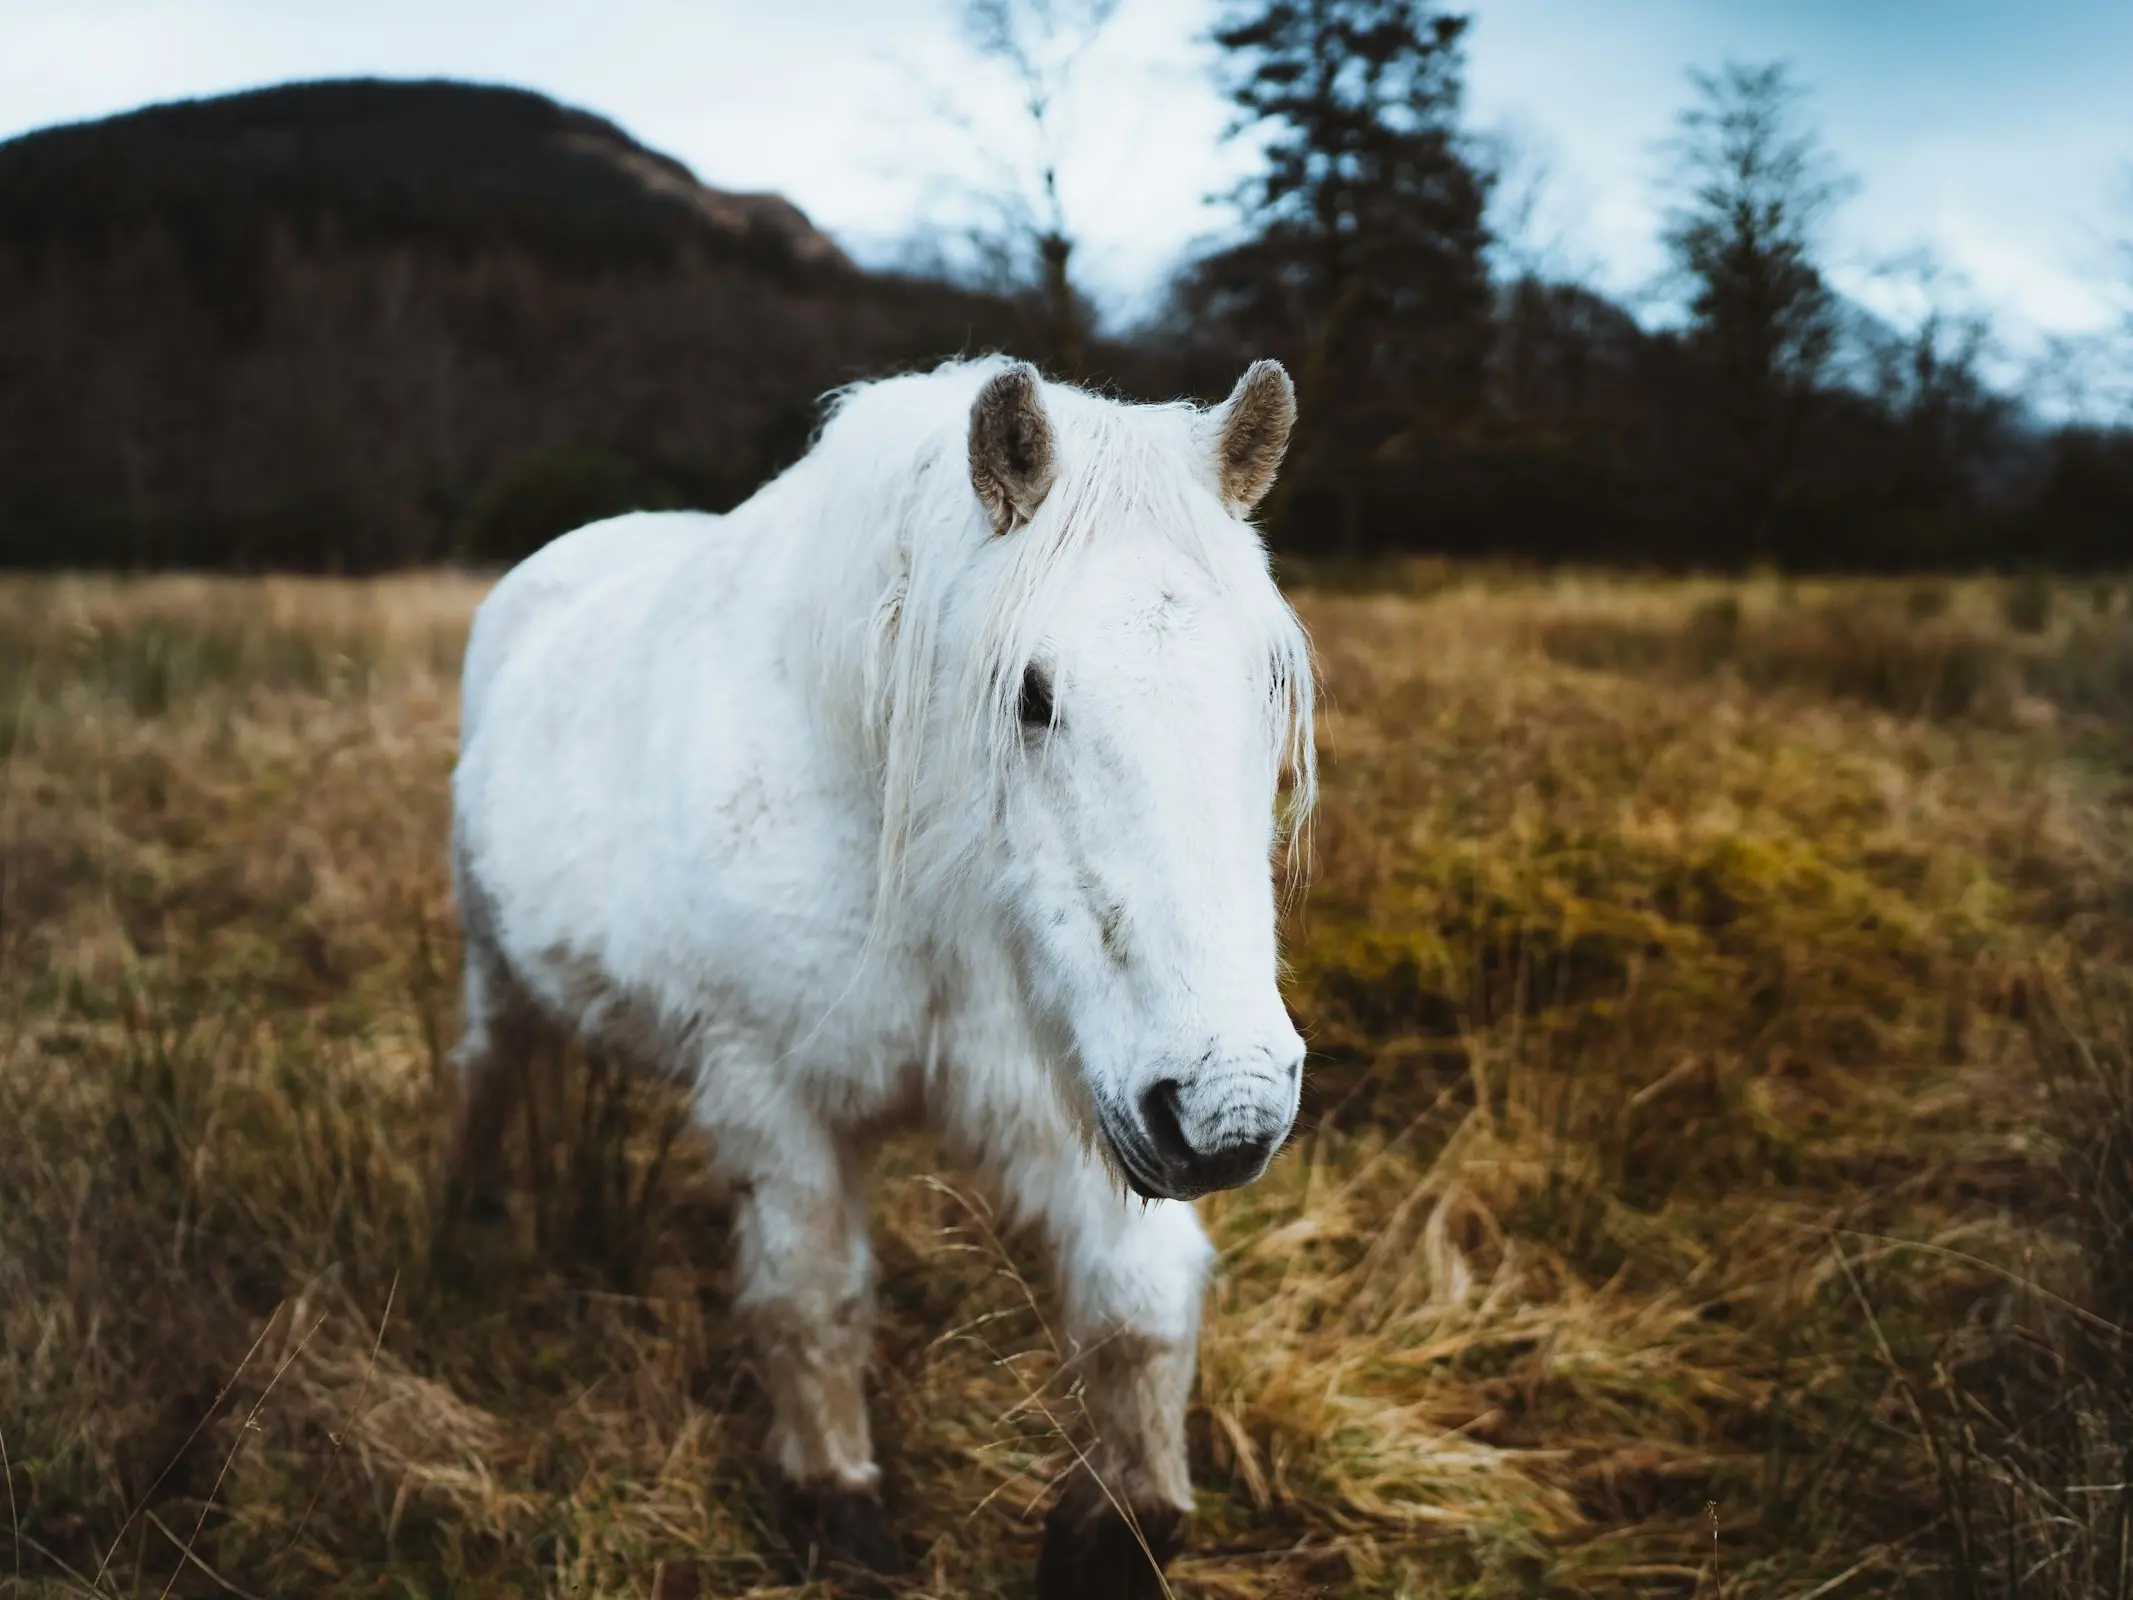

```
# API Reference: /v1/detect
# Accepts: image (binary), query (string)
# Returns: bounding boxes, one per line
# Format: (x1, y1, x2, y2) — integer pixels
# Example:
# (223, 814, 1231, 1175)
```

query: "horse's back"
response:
(450, 491, 915, 1094)
(453, 508, 726, 958)
(461, 511, 718, 741)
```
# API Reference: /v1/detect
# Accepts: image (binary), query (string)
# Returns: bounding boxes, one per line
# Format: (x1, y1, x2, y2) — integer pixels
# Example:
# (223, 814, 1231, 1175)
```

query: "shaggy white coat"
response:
(449, 356, 1314, 1518)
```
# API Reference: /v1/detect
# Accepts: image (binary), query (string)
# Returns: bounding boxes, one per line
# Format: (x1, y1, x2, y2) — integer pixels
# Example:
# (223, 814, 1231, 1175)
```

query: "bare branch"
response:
(939, 0, 1120, 374)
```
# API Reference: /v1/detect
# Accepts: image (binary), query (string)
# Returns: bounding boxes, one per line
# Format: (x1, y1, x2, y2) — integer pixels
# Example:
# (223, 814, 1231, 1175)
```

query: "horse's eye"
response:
(1018, 665, 1055, 731)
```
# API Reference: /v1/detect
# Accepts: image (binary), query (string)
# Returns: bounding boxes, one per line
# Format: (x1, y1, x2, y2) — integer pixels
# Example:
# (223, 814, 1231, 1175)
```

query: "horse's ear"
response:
(969, 363, 1058, 534)
(1211, 359, 1296, 514)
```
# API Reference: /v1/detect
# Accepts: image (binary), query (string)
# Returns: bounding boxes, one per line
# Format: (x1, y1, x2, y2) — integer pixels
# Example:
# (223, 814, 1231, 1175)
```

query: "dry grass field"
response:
(6, 565, 2133, 1598)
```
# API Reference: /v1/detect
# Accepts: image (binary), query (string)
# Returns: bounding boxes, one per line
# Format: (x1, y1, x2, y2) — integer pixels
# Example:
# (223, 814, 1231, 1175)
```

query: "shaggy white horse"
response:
(448, 356, 1314, 1595)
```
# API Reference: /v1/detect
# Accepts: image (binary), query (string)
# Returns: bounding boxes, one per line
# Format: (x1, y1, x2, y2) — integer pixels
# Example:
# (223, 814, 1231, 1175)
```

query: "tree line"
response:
(0, 11, 2125, 573)
(1014, 0, 2133, 571)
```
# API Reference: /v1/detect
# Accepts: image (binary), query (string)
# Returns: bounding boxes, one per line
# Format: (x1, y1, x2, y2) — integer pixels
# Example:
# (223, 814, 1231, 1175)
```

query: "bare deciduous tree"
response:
(2111, 164, 2133, 418)
(1662, 61, 1852, 404)
(1659, 60, 1853, 551)
(2028, 164, 2133, 423)
(1856, 252, 2014, 511)
(954, 0, 1119, 378)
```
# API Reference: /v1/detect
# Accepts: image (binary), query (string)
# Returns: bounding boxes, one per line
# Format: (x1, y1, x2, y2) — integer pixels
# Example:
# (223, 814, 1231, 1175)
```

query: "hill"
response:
(0, 79, 1022, 569)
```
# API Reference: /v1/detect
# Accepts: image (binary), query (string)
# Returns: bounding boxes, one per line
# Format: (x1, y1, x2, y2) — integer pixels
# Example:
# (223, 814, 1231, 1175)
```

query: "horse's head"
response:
(935, 361, 1315, 1201)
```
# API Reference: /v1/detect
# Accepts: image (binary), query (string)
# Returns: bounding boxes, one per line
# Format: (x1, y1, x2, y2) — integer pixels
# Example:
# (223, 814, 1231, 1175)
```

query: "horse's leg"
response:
(725, 1123, 899, 1585)
(1024, 1158, 1213, 1600)
(441, 940, 535, 1221)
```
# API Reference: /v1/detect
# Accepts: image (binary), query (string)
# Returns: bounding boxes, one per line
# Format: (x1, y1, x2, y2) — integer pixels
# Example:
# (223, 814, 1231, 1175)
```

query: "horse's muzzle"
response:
(1098, 1061, 1297, 1202)
(1136, 1078, 1285, 1198)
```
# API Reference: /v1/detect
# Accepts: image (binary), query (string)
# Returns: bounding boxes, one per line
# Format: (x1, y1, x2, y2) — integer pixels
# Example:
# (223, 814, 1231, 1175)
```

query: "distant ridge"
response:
(0, 78, 1026, 570)
(0, 77, 851, 273)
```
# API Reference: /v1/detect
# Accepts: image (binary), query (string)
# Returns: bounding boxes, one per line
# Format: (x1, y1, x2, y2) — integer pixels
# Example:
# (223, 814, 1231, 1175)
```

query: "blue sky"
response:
(2, 0, 2126, 377)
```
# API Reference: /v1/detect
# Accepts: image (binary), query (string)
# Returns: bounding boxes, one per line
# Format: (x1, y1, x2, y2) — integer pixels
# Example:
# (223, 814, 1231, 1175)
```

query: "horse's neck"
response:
(731, 461, 918, 810)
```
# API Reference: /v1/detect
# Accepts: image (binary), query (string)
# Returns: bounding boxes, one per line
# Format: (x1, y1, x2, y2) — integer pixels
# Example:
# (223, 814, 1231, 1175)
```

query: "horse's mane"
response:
(763, 357, 1316, 933)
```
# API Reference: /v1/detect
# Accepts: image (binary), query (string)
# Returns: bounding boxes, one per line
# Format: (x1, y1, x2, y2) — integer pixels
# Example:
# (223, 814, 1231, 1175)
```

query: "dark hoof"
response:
(447, 1184, 510, 1228)
(1036, 1489, 1184, 1600)
(429, 1179, 511, 1278)
(779, 1480, 902, 1592)
(434, 1148, 510, 1229)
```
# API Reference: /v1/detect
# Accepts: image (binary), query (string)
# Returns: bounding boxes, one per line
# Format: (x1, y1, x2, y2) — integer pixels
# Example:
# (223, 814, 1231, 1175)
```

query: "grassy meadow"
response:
(5, 566, 2133, 1598)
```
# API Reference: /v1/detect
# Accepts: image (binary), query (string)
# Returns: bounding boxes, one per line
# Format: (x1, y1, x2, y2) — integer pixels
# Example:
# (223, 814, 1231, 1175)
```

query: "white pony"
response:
(447, 356, 1315, 1595)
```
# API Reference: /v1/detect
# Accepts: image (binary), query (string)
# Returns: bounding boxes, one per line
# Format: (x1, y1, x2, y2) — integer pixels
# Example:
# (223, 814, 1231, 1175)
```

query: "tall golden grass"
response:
(3, 568, 2130, 1597)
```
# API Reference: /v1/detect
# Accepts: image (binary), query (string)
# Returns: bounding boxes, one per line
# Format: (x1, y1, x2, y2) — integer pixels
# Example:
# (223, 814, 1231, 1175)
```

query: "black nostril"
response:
(1197, 1131, 1279, 1191)
(1139, 1079, 1192, 1165)
(1138, 1079, 1284, 1196)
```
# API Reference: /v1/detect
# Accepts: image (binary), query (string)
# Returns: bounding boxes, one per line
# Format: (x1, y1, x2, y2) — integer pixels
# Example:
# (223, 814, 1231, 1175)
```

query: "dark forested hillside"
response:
(0, 72, 2124, 573)
(0, 80, 1026, 569)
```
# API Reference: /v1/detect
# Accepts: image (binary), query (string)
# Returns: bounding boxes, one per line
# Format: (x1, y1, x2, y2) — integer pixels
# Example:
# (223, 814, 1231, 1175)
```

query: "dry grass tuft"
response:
(1530, 573, 2133, 730)
(3, 568, 2131, 1596)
